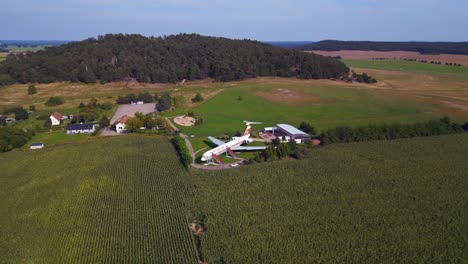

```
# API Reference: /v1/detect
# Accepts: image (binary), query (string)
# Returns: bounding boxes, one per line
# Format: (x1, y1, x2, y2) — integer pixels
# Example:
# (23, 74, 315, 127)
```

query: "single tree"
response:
(192, 93, 204, 103)
(28, 85, 37, 95)
(299, 122, 317, 135)
(158, 92, 172, 111)
(45, 96, 64, 107)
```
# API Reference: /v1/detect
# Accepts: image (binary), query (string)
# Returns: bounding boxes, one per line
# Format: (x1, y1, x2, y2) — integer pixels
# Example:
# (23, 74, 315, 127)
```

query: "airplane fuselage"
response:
(201, 135, 249, 161)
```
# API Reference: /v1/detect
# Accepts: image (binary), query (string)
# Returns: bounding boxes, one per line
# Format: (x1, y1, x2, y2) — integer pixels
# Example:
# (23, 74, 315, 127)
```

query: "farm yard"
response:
(0, 133, 466, 263)
(110, 103, 156, 123)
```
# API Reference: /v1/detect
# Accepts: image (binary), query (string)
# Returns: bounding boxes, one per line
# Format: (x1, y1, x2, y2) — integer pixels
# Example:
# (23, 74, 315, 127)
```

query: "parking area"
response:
(110, 103, 156, 123)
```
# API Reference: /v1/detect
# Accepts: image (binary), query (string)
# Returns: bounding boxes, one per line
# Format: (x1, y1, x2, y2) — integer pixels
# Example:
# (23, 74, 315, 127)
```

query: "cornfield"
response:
(1, 134, 466, 263)
(0, 135, 198, 263)
(190, 134, 468, 263)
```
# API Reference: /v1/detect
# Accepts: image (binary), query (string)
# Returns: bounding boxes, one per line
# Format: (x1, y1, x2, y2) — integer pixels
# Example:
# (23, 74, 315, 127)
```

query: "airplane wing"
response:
(231, 146, 267, 151)
(208, 136, 226, 146)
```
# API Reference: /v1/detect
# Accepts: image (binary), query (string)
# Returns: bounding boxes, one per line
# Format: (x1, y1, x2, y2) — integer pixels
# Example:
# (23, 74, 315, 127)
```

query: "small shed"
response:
(30, 143, 44, 150)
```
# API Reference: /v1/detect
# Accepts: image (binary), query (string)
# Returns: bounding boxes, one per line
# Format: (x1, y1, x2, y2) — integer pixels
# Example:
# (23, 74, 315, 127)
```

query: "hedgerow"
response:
(172, 134, 192, 167)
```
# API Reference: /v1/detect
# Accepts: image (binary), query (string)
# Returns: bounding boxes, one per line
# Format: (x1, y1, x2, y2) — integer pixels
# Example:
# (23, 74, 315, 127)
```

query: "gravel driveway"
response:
(110, 103, 156, 123)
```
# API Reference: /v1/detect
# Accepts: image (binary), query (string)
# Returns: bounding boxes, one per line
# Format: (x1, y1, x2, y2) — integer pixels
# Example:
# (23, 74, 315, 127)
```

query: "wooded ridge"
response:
(0, 34, 349, 85)
(299, 40, 468, 55)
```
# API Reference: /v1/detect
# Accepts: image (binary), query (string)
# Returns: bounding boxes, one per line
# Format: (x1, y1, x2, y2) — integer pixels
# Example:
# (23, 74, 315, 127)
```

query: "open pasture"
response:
(0, 80, 221, 114)
(344, 59, 468, 76)
(173, 77, 466, 137)
(310, 50, 468, 65)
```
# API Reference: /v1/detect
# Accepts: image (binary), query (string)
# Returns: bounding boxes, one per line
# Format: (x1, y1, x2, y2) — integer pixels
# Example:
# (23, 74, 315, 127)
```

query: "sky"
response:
(2, 0, 468, 41)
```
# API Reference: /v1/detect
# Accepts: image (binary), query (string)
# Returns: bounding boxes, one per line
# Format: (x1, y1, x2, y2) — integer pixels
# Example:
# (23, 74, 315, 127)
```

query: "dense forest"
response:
(299, 40, 468, 55)
(0, 34, 349, 85)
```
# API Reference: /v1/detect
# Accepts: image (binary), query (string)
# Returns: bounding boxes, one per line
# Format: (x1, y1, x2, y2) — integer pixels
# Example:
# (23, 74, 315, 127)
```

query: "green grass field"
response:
(345, 59, 468, 76)
(191, 134, 468, 263)
(25, 131, 90, 148)
(0, 136, 198, 263)
(1, 134, 466, 263)
(0, 57, 5, 62)
(174, 83, 438, 137)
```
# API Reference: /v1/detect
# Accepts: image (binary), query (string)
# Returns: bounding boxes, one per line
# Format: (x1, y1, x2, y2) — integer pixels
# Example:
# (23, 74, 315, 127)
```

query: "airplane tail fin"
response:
(242, 120, 261, 137)
(243, 124, 252, 136)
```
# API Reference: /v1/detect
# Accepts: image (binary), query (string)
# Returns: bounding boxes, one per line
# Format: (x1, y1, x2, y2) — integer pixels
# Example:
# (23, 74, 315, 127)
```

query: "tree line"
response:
(0, 34, 349, 86)
(0, 126, 33, 152)
(171, 134, 192, 167)
(299, 40, 468, 55)
(319, 117, 466, 145)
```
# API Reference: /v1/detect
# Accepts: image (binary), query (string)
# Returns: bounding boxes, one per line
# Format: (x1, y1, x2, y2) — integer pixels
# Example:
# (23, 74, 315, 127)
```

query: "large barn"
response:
(275, 124, 311, 143)
(66, 124, 96, 134)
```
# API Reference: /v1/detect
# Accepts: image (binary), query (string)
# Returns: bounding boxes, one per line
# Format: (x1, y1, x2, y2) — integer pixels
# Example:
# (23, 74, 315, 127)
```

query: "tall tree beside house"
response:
(143, 115, 156, 129)
(28, 85, 37, 95)
(299, 122, 317, 135)
(99, 115, 110, 127)
(125, 117, 144, 132)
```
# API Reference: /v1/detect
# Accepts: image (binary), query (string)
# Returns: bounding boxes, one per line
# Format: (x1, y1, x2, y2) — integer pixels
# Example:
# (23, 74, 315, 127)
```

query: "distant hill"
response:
(265, 41, 314, 48)
(0, 34, 348, 86)
(298, 40, 468, 55)
(0, 40, 69, 47)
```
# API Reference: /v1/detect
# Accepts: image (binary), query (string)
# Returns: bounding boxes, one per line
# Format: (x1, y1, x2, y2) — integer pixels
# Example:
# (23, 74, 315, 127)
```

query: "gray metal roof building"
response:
(276, 124, 311, 142)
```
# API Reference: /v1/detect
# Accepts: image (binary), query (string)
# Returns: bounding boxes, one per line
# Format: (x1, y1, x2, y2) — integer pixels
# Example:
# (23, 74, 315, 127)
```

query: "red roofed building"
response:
(114, 115, 131, 133)
(50, 112, 62, 126)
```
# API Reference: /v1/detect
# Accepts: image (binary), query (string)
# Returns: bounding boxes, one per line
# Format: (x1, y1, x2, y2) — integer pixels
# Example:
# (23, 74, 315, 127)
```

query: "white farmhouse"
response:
(49, 112, 62, 126)
(114, 115, 131, 133)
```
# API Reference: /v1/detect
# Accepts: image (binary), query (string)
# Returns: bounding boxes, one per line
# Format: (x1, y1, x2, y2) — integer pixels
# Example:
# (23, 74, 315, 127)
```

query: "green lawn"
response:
(25, 131, 90, 148)
(173, 84, 437, 137)
(0, 58, 5, 62)
(344, 59, 468, 76)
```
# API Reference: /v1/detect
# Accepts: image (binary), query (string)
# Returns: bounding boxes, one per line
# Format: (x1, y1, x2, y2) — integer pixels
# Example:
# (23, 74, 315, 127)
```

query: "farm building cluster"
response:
(49, 111, 96, 134)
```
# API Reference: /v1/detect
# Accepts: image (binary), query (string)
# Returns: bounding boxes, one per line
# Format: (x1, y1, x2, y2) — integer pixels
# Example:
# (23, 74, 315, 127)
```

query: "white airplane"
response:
(201, 121, 267, 163)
